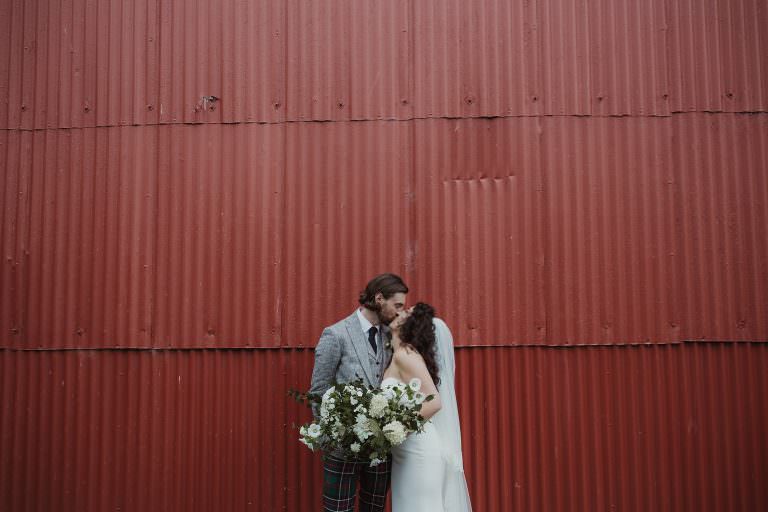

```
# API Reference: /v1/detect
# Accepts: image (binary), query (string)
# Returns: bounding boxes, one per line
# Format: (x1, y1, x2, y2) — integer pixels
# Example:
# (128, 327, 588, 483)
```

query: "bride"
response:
(382, 303, 472, 512)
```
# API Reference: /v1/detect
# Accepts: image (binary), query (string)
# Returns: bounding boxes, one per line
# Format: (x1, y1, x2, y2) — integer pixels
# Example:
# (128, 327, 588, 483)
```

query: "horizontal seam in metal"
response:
(2, 109, 767, 133)
(2, 339, 766, 352)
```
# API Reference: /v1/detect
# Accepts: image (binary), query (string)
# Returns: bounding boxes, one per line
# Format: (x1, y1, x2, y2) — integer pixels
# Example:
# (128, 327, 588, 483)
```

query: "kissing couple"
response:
(309, 273, 472, 511)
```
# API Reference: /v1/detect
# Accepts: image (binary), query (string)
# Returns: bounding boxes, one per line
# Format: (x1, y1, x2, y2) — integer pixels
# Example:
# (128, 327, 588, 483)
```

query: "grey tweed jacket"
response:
(309, 310, 392, 418)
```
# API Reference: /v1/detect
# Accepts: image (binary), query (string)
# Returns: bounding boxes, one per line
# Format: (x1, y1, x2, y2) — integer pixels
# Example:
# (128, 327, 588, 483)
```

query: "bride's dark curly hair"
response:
(399, 302, 440, 387)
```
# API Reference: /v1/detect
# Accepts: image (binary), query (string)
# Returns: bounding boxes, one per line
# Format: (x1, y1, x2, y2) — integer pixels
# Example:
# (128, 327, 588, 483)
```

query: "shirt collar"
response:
(356, 307, 378, 334)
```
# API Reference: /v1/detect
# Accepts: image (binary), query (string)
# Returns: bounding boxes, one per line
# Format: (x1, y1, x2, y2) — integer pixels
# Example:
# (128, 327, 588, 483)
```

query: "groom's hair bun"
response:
(359, 273, 409, 309)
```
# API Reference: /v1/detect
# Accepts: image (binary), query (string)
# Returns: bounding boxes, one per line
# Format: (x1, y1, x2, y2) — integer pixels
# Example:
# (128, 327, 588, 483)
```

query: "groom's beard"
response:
(376, 309, 396, 325)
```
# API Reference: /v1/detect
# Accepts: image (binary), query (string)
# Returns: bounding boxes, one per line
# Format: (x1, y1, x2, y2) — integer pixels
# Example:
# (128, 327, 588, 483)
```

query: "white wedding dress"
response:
(385, 318, 472, 512)
(383, 377, 446, 511)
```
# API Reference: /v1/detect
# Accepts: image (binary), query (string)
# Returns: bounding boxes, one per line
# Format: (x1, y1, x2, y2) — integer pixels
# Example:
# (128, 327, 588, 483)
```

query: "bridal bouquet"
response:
(291, 378, 433, 466)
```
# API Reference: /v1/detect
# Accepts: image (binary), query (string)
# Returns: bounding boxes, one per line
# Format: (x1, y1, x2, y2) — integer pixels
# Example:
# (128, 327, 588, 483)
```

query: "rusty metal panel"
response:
(0, 348, 323, 511)
(2, 343, 767, 511)
(279, 120, 415, 346)
(152, 124, 284, 348)
(540, 113, 768, 344)
(158, 0, 286, 125)
(284, 0, 411, 122)
(0, 125, 285, 349)
(409, 114, 767, 346)
(1, 127, 158, 348)
(667, 0, 768, 114)
(9, 0, 768, 131)
(1, 2, 767, 512)
(455, 342, 768, 511)
(409, 117, 548, 345)
(669, 113, 768, 341)
(410, 0, 670, 118)
(2, 114, 767, 348)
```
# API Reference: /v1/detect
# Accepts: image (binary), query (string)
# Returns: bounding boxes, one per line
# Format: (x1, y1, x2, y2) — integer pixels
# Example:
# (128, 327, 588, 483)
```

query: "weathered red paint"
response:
(2, 0, 767, 510)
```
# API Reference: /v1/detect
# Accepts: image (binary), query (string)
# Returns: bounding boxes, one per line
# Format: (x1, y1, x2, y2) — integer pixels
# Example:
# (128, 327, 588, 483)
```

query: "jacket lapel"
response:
(344, 312, 375, 385)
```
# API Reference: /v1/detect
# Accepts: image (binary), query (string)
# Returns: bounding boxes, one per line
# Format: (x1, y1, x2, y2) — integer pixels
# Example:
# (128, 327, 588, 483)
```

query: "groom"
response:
(309, 273, 409, 512)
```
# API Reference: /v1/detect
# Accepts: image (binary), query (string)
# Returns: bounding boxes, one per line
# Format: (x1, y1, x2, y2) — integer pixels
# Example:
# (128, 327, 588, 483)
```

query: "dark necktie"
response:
(368, 326, 378, 353)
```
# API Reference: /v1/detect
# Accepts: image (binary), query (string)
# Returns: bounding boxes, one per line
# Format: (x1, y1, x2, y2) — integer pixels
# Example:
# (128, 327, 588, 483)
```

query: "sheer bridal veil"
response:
(432, 318, 473, 511)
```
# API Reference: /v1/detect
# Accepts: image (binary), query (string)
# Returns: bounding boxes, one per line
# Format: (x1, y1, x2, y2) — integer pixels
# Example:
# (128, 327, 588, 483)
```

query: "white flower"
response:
(350, 442, 361, 453)
(414, 392, 426, 404)
(300, 437, 315, 450)
(320, 387, 336, 418)
(408, 378, 421, 391)
(383, 420, 407, 445)
(381, 380, 404, 399)
(398, 392, 414, 407)
(350, 396, 358, 406)
(354, 425, 371, 441)
(299, 426, 308, 436)
(354, 404, 366, 413)
(353, 414, 379, 442)
(307, 424, 322, 439)
(322, 386, 336, 401)
(368, 394, 389, 418)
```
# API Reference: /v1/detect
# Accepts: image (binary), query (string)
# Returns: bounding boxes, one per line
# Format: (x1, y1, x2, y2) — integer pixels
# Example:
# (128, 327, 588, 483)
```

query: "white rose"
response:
(381, 380, 404, 399)
(408, 378, 421, 391)
(381, 387, 395, 400)
(307, 424, 322, 439)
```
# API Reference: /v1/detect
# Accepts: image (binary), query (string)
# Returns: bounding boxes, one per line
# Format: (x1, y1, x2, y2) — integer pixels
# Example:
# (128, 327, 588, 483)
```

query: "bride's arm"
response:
(395, 349, 443, 420)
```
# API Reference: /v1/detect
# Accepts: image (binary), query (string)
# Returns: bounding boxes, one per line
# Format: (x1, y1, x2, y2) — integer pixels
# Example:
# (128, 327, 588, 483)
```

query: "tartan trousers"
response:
(322, 452, 391, 512)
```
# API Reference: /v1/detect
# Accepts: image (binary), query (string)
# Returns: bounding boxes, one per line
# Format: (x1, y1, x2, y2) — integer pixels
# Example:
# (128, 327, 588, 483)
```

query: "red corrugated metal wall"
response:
(2, 1, 767, 510)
